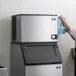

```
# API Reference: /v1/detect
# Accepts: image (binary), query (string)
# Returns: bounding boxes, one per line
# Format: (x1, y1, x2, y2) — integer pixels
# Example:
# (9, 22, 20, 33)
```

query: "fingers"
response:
(59, 15, 64, 19)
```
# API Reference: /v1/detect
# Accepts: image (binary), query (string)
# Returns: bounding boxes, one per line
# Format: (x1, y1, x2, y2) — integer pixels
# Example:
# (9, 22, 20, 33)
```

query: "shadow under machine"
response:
(11, 14, 62, 76)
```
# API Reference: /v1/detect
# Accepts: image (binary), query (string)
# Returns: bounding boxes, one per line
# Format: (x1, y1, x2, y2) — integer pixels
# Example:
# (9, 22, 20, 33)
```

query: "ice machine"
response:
(12, 14, 58, 42)
(11, 14, 62, 76)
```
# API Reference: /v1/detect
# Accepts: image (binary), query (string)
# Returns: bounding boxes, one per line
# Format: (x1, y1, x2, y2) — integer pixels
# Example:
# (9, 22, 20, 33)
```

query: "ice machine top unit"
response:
(12, 14, 58, 43)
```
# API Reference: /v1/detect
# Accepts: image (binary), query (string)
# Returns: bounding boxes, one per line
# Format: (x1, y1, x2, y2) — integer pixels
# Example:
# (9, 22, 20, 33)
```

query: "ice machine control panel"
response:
(12, 14, 58, 42)
(51, 34, 57, 39)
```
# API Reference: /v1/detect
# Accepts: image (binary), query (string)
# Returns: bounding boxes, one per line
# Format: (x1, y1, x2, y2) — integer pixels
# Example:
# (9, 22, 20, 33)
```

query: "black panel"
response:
(20, 43, 62, 65)
(12, 16, 16, 41)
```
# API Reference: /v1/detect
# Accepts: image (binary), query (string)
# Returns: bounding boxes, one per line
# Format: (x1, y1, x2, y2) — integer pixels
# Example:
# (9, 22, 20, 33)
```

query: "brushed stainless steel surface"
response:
(21, 15, 57, 42)
(25, 64, 62, 76)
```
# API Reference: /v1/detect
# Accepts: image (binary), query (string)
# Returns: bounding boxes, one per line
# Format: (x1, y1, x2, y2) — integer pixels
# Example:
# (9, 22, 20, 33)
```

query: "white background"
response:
(0, 0, 76, 76)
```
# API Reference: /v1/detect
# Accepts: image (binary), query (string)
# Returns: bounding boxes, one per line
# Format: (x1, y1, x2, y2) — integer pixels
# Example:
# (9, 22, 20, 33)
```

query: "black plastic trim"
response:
(12, 14, 57, 17)
(25, 62, 62, 66)
(12, 42, 58, 46)
(12, 16, 16, 41)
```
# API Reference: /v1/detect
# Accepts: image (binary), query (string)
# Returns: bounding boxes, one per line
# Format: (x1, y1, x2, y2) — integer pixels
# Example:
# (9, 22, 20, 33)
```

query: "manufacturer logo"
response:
(51, 18, 56, 21)
(56, 66, 61, 69)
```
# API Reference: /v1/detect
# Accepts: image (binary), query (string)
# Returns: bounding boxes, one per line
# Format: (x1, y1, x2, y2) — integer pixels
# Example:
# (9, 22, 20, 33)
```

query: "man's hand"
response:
(59, 15, 64, 20)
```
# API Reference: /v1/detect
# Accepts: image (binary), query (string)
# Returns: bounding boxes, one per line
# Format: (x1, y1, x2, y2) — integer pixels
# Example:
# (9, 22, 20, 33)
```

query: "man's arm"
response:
(59, 15, 76, 40)
(59, 15, 71, 32)
(68, 32, 76, 40)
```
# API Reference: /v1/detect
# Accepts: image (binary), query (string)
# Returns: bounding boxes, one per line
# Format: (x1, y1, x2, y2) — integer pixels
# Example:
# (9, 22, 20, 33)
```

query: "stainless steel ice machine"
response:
(11, 14, 62, 76)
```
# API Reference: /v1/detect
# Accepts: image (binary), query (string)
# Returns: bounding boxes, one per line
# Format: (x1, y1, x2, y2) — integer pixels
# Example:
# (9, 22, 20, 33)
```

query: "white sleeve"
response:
(70, 27, 76, 40)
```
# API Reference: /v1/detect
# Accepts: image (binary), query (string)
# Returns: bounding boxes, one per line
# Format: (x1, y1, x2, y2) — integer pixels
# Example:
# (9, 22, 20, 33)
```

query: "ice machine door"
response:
(21, 15, 57, 42)
(21, 43, 62, 65)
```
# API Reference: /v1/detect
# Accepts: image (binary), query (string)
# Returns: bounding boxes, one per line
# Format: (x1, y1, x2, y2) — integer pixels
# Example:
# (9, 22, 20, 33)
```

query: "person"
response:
(59, 16, 76, 76)
(59, 15, 76, 40)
